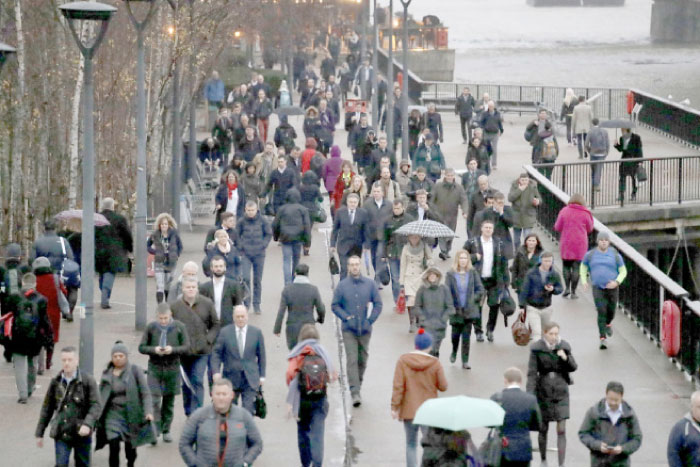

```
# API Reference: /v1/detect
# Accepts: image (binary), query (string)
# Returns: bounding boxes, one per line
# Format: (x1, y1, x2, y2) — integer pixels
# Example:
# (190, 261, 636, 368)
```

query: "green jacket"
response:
(508, 180, 541, 229)
(383, 212, 415, 259)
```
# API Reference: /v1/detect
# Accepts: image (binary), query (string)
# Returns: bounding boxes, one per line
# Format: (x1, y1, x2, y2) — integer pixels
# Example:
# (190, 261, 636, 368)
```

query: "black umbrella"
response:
(600, 119, 636, 129)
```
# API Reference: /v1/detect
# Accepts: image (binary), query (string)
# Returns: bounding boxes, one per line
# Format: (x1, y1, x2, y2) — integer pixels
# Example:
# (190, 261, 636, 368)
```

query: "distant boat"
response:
(527, 0, 624, 6)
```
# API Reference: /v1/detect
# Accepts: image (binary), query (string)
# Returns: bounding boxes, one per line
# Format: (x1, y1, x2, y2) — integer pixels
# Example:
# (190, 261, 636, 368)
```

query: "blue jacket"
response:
(445, 270, 484, 321)
(331, 275, 382, 336)
(235, 212, 272, 258)
(494, 387, 542, 463)
(667, 414, 700, 467)
(518, 266, 563, 309)
(204, 78, 224, 103)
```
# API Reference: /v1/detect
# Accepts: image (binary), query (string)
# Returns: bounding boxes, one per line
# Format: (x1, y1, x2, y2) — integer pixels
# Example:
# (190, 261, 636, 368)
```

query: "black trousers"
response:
(459, 116, 472, 142)
(451, 316, 478, 363)
(108, 438, 137, 467)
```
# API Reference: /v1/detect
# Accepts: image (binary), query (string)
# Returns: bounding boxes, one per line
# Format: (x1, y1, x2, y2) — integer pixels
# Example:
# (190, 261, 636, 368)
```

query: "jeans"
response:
(451, 317, 478, 364)
(55, 437, 92, 467)
(343, 331, 371, 395)
(484, 131, 500, 167)
(389, 258, 402, 302)
(592, 287, 618, 338)
(576, 133, 588, 158)
(99, 271, 116, 306)
(240, 253, 266, 307)
(282, 241, 302, 285)
(297, 396, 329, 467)
(459, 116, 472, 142)
(525, 305, 553, 342)
(370, 239, 381, 282)
(181, 355, 208, 416)
(590, 154, 606, 188)
(108, 438, 137, 467)
(13, 353, 36, 399)
(512, 227, 531, 247)
(403, 420, 427, 467)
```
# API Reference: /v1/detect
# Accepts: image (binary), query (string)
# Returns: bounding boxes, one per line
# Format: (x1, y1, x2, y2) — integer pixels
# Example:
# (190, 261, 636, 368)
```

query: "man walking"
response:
(364, 185, 393, 284)
(518, 251, 564, 342)
(95, 197, 133, 309)
(432, 168, 468, 260)
(171, 276, 220, 416)
(383, 200, 415, 305)
(391, 329, 448, 467)
(467, 175, 491, 236)
(471, 191, 515, 260)
(667, 390, 700, 467)
(274, 264, 325, 350)
(572, 95, 593, 159)
(31, 219, 74, 273)
(273, 187, 311, 285)
(168, 261, 199, 302)
(236, 201, 272, 314)
(204, 71, 225, 129)
(330, 193, 371, 279)
(211, 305, 266, 415)
(508, 173, 541, 246)
(331, 256, 383, 407)
(579, 381, 642, 466)
(580, 232, 627, 349)
(480, 100, 504, 169)
(494, 367, 542, 467)
(199, 256, 243, 327)
(585, 118, 610, 192)
(455, 86, 476, 144)
(35, 346, 101, 467)
(461, 159, 486, 203)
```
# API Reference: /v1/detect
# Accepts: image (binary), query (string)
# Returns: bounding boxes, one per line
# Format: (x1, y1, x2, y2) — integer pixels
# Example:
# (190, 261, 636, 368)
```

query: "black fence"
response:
(532, 155, 700, 209)
(525, 165, 700, 383)
(632, 88, 700, 148)
(420, 81, 629, 120)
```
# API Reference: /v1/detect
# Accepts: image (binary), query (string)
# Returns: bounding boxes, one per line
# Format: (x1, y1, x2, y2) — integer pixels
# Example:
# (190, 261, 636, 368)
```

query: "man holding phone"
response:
(518, 251, 563, 342)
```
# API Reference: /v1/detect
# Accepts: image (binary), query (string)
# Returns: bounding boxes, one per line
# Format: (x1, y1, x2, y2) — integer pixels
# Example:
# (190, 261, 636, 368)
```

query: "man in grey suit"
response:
(211, 305, 266, 415)
(274, 264, 326, 349)
(330, 193, 371, 279)
(364, 185, 392, 285)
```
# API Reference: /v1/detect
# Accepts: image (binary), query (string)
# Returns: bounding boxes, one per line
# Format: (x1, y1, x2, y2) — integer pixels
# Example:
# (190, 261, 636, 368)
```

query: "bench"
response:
(498, 100, 542, 116)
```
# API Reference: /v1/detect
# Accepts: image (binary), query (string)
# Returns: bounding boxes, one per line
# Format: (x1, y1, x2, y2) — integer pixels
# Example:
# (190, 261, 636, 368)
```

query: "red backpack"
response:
(299, 354, 328, 397)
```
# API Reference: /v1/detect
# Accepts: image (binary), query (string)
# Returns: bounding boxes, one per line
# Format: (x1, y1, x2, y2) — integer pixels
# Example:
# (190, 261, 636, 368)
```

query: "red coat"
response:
(301, 148, 315, 173)
(35, 271, 66, 343)
(554, 203, 594, 261)
(332, 172, 354, 210)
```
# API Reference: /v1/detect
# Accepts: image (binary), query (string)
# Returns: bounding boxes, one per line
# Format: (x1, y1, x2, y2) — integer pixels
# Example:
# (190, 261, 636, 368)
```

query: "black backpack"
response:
(12, 294, 39, 342)
(298, 354, 328, 397)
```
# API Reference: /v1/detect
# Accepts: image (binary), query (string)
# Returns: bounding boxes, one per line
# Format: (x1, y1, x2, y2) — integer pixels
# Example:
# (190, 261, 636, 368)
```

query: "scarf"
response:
(155, 318, 173, 348)
(217, 240, 231, 255)
(342, 172, 352, 187)
(227, 182, 238, 200)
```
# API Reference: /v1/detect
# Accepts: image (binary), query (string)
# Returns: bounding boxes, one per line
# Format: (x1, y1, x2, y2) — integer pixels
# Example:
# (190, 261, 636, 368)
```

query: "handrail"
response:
(532, 154, 700, 168)
(422, 80, 627, 92)
(631, 87, 700, 118)
(525, 164, 691, 299)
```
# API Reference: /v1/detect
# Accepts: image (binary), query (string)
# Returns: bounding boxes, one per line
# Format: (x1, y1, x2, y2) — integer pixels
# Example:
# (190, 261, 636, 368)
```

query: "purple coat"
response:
(554, 203, 594, 261)
(322, 145, 344, 194)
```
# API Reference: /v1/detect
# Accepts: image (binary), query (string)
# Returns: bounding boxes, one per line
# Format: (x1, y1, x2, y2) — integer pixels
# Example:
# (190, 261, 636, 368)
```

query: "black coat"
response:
(138, 319, 190, 396)
(467, 189, 490, 233)
(494, 387, 542, 463)
(272, 188, 311, 247)
(364, 199, 393, 241)
(274, 280, 326, 349)
(215, 183, 247, 222)
(526, 339, 577, 422)
(95, 210, 133, 274)
(198, 278, 243, 327)
(471, 207, 515, 260)
(463, 236, 510, 290)
(170, 295, 220, 356)
(9, 289, 53, 356)
(510, 245, 543, 293)
(615, 133, 643, 176)
(331, 206, 372, 256)
(455, 94, 476, 119)
(267, 167, 299, 212)
(146, 228, 183, 272)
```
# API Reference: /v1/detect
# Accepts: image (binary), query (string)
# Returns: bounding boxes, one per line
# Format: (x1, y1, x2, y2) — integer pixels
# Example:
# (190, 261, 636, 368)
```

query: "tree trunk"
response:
(10, 0, 26, 244)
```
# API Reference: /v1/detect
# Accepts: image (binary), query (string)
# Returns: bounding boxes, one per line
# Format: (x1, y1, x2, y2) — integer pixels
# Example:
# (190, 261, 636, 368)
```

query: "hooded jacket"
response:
(272, 188, 311, 246)
(391, 351, 448, 420)
(299, 171, 323, 215)
(554, 203, 594, 261)
(322, 146, 344, 193)
(236, 211, 272, 257)
(414, 268, 455, 333)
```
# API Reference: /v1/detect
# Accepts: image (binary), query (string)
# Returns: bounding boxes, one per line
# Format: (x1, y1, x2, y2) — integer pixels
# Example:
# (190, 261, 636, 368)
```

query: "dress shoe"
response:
(100, 303, 111, 310)
(352, 393, 362, 407)
(562, 288, 570, 298)
(254, 305, 262, 315)
(449, 352, 457, 364)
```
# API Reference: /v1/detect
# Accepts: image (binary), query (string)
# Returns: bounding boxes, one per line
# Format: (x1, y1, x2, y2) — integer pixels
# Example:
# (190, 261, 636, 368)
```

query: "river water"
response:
(379, 0, 700, 106)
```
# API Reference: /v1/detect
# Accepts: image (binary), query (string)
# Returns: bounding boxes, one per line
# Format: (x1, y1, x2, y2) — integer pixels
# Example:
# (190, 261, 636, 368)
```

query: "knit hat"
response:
(5, 243, 21, 260)
(32, 257, 51, 271)
(597, 231, 610, 243)
(111, 340, 129, 356)
(399, 159, 411, 168)
(415, 328, 433, 350)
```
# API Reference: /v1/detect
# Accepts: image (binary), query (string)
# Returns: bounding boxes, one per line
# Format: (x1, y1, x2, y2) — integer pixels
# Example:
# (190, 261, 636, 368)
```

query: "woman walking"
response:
(554, 194, 594, 299)
(96, 341, 155, 467)
(526, 322, 577, 467)
(399, 234, 433, 334)
(215, 170, 247, 226)
(340, 174, 367, 208)
(445, 250, 484, 370)
(203, 229, 239, 280)
(414, 267, 454, 358)
(147, 213, 183, 304)
(331, 160, 355, 214)
(560, 88, 577, 145)
(510, 233, 543, 306)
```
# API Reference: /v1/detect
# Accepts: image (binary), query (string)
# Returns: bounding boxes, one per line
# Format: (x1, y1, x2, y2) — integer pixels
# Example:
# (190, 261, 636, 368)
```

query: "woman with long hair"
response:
(340, 174, 367, 208)
(560, 88, 577, 145)
(445, 250, 484, 370)
(331, 160, 354, 212)
(510, 233, 544, 304)
(147, 213, 183, 303)
(554, 194, 594, 299)
(399, 234, 433, 334)
(214, 170, 247, 226)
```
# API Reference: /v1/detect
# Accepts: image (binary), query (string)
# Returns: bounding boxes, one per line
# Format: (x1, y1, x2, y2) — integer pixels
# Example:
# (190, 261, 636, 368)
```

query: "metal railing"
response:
(532, 155, 700, 209)
(632, 88, 700, 149)
(420, 81, 629, 120)
(525, 164, 700, 382)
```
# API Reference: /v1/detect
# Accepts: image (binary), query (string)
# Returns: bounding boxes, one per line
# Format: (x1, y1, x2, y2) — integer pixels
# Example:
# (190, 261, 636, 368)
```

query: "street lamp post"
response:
(123, 0, 157, 332)
(0, 42, 17, 73)
(400, 0, 411, 161)
(386, 0, 394, 150)
(370, 0, 378, 127)
(59, 0, 117, 375)
(166, 0, 182, 225)
(187, 0, 198, 191)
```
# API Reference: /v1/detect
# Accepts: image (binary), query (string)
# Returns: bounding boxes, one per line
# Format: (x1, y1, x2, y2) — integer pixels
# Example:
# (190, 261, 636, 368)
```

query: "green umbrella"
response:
(413, 395, 505, 431)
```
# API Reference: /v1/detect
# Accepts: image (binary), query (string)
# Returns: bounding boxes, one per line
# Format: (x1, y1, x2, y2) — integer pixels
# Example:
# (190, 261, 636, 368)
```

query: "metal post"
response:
(125, 0, 157, 332)
(169, 0, 182, 225)
(359, 0, 367, 65)
(286, 0, 294, 91)
(188, 1, 197, 183)
(400, 0, 411, 161)
(370, 0, 378, 127)
(386, 0, 394, 150)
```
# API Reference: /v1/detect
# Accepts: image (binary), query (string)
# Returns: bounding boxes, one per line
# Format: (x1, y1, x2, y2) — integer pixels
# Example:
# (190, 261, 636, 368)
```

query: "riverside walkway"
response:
(0, 104, 696, 466)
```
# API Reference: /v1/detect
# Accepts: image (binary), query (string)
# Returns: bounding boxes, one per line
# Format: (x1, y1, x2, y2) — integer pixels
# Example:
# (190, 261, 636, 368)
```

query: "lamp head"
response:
(60, 1, 117, 21)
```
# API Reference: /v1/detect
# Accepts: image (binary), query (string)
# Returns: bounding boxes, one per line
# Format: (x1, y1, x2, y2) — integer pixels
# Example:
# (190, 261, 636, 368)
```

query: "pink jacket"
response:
(554, 203, 594, 261)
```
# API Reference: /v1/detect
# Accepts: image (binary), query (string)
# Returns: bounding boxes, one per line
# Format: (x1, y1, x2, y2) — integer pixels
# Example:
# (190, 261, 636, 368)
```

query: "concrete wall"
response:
(651, 0, 700, 43)
(406, 49, 455, 82)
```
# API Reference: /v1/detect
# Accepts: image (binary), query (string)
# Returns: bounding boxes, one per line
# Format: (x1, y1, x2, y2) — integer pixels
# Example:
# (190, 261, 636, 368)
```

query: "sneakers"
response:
(562, 288, 570, 298)
(438, 252, 447, 261)
(476, 333, 485, 343)
(162, 432, 173, 443)
(449, 352, 457, 364)
(352, 393, 362, 407)
(254, 305, 262, 315)
(486, 331, 494, 343)
(606, 325, 613, 337)
(570, 293, 579, 300)
(409, 323, 417, 333)
(462, 363, 471, 370)
(599, 337, 608, 350)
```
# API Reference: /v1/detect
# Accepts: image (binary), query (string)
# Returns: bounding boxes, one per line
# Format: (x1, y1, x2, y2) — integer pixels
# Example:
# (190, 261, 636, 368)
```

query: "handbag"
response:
(396, 289, 406, 314)
(512, 309, 532, 346)
(635, 164, 647, 182)
(376, 260, 390, 286)
(328, 256, 340, 276)
(478, 427, 503, 467)
(254, 388, 267, 419)
(313, 205, 327, 223)
(499, 288, 516, 317)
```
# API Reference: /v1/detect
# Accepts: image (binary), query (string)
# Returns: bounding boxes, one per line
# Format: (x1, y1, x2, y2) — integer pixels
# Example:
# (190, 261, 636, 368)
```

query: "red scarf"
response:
(227, 182, 238, 200)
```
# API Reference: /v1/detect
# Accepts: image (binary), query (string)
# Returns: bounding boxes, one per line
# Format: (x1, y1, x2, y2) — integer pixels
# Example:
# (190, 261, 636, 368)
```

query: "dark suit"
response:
(274, 279, 326, 349)
(615, 133, 643, 197)
(331, 206, 371, 278)
(198, 278, 243, 327)
(210, 324, 266, 415)
(494, 387, 542, 465)
(464, 236, 510, 334)
(363, 199, 392, 280)
(467, 189, 490, 234)
(471, 207, 515, 260)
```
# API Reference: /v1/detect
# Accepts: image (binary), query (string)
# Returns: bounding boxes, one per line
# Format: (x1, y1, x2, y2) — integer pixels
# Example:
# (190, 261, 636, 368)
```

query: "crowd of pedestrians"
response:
(0, 25, 690, 467)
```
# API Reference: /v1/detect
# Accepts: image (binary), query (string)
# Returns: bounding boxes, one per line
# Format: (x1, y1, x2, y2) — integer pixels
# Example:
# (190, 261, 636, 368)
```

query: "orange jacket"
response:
(391, 351, 448, 421)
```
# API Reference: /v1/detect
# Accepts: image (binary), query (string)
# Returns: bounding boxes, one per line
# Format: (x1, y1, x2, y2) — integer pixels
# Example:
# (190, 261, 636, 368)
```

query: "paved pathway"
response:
(0, 101, 696, 466)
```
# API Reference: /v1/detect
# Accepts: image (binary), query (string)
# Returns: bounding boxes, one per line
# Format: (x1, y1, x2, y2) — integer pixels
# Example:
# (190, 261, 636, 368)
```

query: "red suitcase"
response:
(661, 300, 681, 357)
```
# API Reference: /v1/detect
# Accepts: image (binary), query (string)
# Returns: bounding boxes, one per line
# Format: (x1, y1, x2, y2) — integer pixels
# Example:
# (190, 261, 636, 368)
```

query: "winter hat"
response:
(32, 257, 51, 271)
(331, 145, 341, 158)
(111, 340, 129, 356)
(415, 328, 433, 350)
(5, 243, 21, 260)
(597, 231, 610, 243)
(399, 160, 411, 169)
